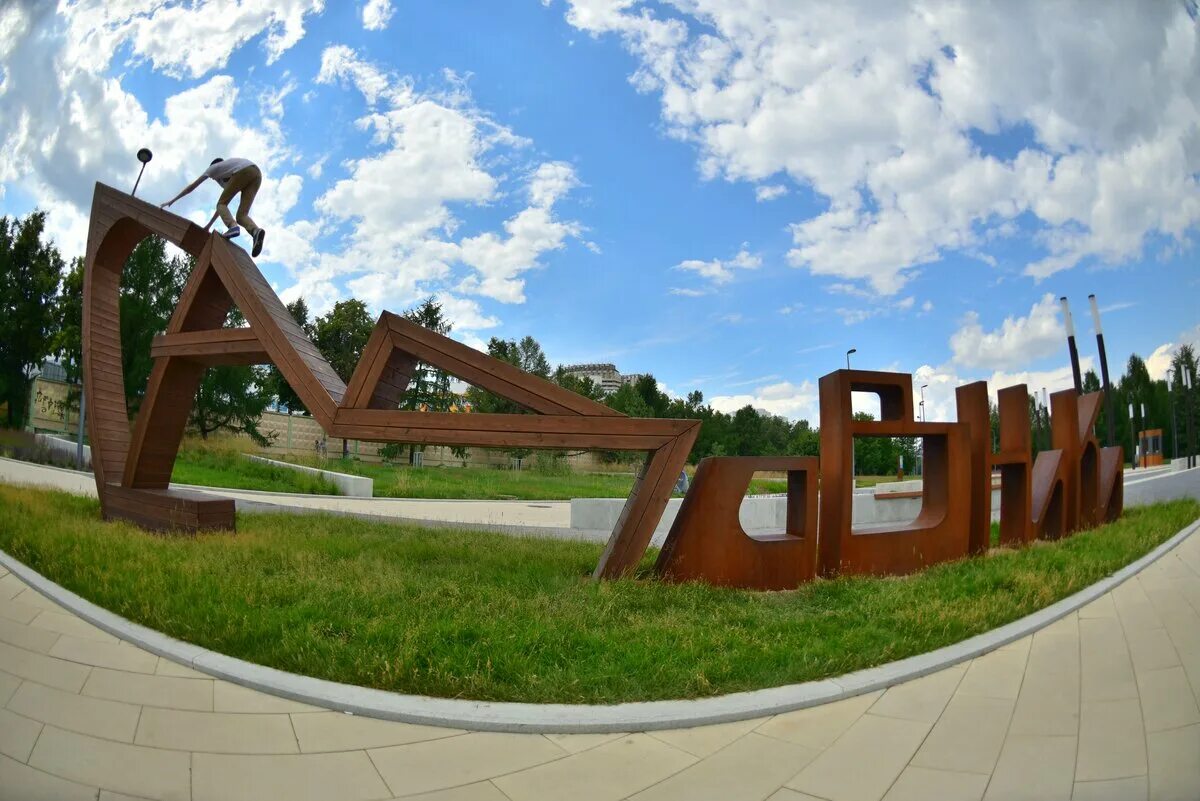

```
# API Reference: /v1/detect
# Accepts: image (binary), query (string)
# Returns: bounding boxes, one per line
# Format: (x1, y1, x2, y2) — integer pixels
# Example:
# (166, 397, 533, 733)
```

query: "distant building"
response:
(560, 363, 646, 396)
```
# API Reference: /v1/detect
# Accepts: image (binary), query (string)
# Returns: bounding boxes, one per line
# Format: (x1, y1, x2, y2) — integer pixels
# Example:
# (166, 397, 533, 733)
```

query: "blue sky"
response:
(1, 1, 1197, 424)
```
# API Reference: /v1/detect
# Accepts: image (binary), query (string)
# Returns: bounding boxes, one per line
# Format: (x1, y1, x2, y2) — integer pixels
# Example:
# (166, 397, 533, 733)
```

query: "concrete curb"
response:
(0, 516, 1196, 733)
(244, 454, 373, 498)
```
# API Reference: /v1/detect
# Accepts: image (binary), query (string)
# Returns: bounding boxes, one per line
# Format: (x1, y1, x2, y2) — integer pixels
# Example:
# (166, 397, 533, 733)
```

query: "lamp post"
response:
(1185, 368, 1196, 470)
(131, 148, 153, 197)
(1041, 387, 1050, 452)
(920, 384, 928, 422)
(1129, 401, 1138, 470)
(846, 348, 856, 370)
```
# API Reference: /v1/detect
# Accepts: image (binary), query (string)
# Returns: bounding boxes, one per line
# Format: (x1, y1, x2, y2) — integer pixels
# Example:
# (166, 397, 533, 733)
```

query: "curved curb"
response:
(1, 516, 1196, 734)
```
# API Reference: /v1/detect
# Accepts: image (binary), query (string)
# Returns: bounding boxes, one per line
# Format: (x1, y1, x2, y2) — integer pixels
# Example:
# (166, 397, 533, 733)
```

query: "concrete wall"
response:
(244, 455, 372, 498)
(33, 433, 90, 470)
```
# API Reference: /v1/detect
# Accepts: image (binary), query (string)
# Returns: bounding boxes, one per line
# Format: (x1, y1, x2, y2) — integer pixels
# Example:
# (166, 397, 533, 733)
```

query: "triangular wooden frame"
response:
(83, 183, 698, 578)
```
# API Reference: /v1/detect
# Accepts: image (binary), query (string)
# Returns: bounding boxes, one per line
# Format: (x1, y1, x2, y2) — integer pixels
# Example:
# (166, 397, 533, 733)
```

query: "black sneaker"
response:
(221, 225, 241, 239)
(252, 228, 266, 257)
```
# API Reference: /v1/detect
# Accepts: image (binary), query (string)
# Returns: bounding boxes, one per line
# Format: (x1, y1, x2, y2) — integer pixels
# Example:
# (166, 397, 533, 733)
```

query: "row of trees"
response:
(1, 209, 1198, 472)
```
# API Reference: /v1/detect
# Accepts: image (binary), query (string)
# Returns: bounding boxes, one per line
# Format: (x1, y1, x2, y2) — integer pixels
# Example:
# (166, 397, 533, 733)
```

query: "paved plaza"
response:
(1, 515, 1199, 800)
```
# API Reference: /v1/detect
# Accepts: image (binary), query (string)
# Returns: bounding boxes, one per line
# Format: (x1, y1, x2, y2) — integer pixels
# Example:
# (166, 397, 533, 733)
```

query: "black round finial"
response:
(137, 148, 153, 163)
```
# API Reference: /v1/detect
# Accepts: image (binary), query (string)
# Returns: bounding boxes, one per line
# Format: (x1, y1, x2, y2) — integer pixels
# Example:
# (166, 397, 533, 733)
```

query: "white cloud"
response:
(709, 380, 819, 423)
(362, 0, 394, 31)
(755, 184, 788, 202)
(433, 292, 500, 331)
(950, 293, 1064, 370)
(558, 1, 1200, 295)
(670, 287, 711, 297)
(674, 246, 760, 286)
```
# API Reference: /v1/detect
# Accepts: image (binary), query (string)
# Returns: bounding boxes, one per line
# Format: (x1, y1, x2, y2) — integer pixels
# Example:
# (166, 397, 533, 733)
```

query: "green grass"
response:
(1, 484, 1193, 704)
(172, 443, 340, 495)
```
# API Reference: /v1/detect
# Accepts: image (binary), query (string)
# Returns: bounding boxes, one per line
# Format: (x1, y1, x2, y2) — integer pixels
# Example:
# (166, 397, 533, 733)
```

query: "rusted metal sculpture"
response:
(84, 183, 1125, 589)
(82, 183, 697, 579)
(656, 457, 818, 589)
(815, 370, 971, 578)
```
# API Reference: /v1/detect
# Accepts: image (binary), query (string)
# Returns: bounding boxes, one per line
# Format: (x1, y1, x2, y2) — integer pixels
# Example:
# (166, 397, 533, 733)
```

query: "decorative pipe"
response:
(1061, 297, 1083, 394)
(1089, 294, 1117, 446)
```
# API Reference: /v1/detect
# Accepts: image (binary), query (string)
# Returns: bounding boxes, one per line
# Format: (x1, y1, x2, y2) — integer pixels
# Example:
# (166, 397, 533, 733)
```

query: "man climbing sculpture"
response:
(161, 157, 266, 257)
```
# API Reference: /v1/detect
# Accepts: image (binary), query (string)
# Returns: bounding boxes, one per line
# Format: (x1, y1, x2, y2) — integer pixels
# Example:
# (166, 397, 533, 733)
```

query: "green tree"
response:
(187, 307, 273, 444)
(313, 299, 375, 457)
(264, 298, 312, 416)
(465, 334, 554, 462)
(399, 297, 464, 463)
(0, 212, 64, 427)
(119, 238, 187, 416)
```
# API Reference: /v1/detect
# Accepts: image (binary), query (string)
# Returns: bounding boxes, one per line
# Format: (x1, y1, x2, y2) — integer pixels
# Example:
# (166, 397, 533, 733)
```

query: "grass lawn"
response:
(172, 443, 340, 495)
(1, 484, 1194, 704)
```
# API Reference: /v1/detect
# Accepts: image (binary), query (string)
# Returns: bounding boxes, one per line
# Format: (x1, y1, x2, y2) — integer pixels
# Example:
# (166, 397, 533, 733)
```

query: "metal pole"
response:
(1061, 297, 1083, 394)
(131, 163, 148, 197)
(1041, 387, 1050, 452)
(1088, 295, 1116, 446)
(1171, 378, 1180, 461)
(76, 387, 86, 470)
(1186, 369, 1196, 469)
(846, 348, 856, 370)
(1129, 401, 1138, 470)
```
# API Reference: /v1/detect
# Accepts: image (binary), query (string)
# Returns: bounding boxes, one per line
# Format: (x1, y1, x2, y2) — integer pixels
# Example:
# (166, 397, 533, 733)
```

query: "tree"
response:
(119, 238, 187, 416)
(465, 334, 554, 461)
(53, 257, 85, 396)
(187, 307, 273, 444)
(313, 299, 375, 456)
(263, 298, 312, 415)
(399, 297, 462, 462)
(0, 212, 63, 428)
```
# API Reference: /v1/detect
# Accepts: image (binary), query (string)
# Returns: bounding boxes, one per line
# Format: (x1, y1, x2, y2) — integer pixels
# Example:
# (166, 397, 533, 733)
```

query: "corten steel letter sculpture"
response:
(82, 183, 698, 579)
(656, 456, 818, 590)
(816, 370, 971, 578)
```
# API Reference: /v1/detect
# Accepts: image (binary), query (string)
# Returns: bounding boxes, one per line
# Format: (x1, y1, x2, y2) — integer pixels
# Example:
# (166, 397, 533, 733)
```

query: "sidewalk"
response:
(1, 521, 1198, 799)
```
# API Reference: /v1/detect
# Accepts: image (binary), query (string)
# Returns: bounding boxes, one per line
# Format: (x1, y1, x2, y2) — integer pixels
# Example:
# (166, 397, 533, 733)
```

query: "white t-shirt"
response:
(204, 157, 255, 184)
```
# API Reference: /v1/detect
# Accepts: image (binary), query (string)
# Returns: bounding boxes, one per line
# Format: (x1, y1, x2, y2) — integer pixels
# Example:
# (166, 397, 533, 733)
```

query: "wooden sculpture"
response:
(82, 183, 698, 579)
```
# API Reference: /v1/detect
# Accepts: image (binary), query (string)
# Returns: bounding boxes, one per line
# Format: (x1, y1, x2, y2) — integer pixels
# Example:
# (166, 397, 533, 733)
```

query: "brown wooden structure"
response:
(82, 183, 697, 579)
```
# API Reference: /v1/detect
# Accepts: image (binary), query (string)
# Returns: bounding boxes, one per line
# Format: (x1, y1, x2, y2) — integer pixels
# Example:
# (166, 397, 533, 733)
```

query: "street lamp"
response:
(1129, 401, 1138, 470)
(1185, 367, 1196, 470)
(920, 384, 928, 422)
(132, 148, 153, 197)
(846, 348, 857, 370)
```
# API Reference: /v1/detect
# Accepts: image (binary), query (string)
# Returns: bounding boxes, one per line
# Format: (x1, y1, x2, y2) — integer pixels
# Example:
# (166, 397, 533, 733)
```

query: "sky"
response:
(0, 0, 1198, 426)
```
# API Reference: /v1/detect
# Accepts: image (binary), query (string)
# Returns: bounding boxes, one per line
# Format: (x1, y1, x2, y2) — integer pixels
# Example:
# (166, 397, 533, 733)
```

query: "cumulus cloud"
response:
(361, 0, 394, 31)
(755, 184, 787, 202)
(558, 0, 1200, 294)
(710, 380, 819, 423)
(674, 247, 760, 287)
(950, 293, 1064, 370)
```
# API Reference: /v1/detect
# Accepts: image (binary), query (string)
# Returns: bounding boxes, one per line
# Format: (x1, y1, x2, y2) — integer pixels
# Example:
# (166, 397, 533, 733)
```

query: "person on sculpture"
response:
(160, 157, 267, 257)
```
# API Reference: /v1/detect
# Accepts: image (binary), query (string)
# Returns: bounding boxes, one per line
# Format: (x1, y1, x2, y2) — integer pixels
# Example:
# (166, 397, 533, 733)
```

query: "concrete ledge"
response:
(1, 514, 1195, 734)
(245, 454, 372, 497)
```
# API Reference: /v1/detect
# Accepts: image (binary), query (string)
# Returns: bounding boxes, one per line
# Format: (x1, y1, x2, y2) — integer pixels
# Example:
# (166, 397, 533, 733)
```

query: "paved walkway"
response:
(0, 526, 1198, 799)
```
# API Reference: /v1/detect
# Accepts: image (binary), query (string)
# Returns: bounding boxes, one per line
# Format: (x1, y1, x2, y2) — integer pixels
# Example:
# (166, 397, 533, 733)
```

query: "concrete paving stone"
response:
(756, 691, 881, 751)
(99, 792, 157, 801)
(82, 666, 213, 711)
(0, 572, 27, 600)
(30, 610, 120, 643)
(369, 732, 569, 797)
(28, 725, 191, 801)
(135, 706, 300, 753)
(0, 615, 61, 653)
(1137, 666, 1200, 733)
(983, 735, 1076, 801)
(387, 783, 512, 801)
(1027, 625, 1081, 678)
(1159, 605, 1200, 656)
(1008, 663, 1081, 736)
(995, 636, 1032, 658)
(12, 587, 64, 611)
(0, 706, 43, 762)
(647, 716, 762, 758)
(542, 731, 628, 754)
(868, 665, 965, 723)
(1039, 611, 1079, 638)
(50, 634, 158, 673)
(954, 647, 1028, 700)
(193, 750, 393, 801)
(1078, 593, 1118, 618)
(291, 710, 462, 752)
(1076, 698, 1148, 782)
(0, 640, 90, 692)
(1113, 581, 1165, 632)
(911, 695, 1014, 775)
(1080, 617, 1139, 701)
(1179, 647, 1200, 708)
(766, 791, 829, 801)
(881, 766, 987, 801)
(628, 732, 818, 801)
(7, 679, 141, 741)
(213, 678, 323, 713)
(0, 666, 20, 705)
(787, 713, 931, 801)
(153, 656, 208, 678)
(0, 752, 100, 801)
(493, 734, 695, 801)
(0, 595, 42, 624)
(1071, 776, 1148, 801)
(1146, 724, 1200, 801)
(1126, 627, 1182, 674)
